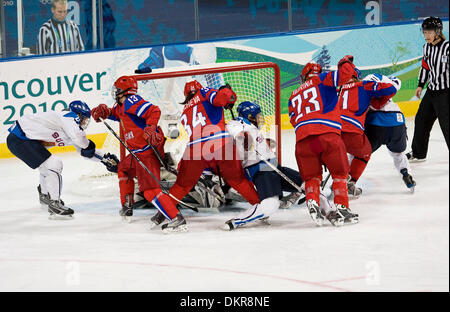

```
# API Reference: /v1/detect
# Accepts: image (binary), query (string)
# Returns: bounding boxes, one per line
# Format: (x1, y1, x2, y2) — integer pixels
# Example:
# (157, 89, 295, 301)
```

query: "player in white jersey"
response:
(222, 101, 336, 230)
(364, 74, 416, 192)
(6, 101, 119, 219)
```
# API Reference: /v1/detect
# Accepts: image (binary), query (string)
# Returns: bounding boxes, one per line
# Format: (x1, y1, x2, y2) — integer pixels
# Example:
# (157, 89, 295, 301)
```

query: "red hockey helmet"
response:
(184, 80, 203, 97)
(112, 76, 138, 100)
(301, 62, 322, 83)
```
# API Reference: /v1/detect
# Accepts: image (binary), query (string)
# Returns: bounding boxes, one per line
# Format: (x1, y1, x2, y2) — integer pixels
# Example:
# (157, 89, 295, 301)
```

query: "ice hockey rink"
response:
(0, 118, 448, 292)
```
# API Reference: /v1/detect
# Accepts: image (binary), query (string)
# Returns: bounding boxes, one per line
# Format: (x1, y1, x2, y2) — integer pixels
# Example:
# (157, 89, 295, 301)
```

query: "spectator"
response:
(407, 16, 449, 162)
(37, 0, 84, 54)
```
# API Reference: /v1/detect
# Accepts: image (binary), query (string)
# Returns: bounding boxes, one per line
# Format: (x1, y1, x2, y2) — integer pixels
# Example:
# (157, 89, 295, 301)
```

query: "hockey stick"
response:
(254, 150, 306, 206)
(254, 150, 304, 194)
(321, 172, 331, 190)
(99, 118, 198, 212)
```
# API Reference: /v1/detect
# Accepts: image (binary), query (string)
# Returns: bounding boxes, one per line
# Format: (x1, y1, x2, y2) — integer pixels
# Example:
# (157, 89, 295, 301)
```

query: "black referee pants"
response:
(411, 89, 449, 159)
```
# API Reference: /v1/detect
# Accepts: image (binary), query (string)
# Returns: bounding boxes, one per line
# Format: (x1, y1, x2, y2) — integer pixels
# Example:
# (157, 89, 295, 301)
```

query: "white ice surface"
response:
(0, 119, 448, 292)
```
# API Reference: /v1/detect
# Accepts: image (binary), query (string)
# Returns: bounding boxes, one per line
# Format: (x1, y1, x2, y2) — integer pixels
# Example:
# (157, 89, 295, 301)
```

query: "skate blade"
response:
(344, 217, 359, 225)
(121, 215, 133, 223)
(408, 186, 415, 193)
(149, 220, 167, 230)
(48, 213, 73, 220)
(330, 220, 344, 227)
(162, 225, 189, 234)
(309, 214, 323, 226)
(220, 223, 234, 231)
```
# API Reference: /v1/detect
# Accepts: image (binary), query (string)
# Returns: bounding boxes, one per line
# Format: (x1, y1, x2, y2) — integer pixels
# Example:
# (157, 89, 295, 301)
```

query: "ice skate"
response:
(347, 180, 362, 199)
(120, 195, 133, 223)
(335, 204, 359, 225)
(38, 185, 64, 207)
(259, 216, 271, 226)
(406, 152, 426, 163)
(161, 213, 188, 233)
(307, 199, 324, 226)
(48, 199, 74, 220)
(326, 210, 345, 227)
(400, 168, 416, 193)
(222, 219, 236, 231)
(37, 185, 50, 205)
(280, 192, 302, 209)
(149, 210, 167, 229)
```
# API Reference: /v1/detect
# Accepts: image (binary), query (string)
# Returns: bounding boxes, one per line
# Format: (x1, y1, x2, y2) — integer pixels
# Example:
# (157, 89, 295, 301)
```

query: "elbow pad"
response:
(81, 140, 96, 158)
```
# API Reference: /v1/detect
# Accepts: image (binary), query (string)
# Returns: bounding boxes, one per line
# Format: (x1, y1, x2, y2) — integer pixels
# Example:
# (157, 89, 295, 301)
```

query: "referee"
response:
(36, 0, 84, 54)
(407, 16, 449, 162)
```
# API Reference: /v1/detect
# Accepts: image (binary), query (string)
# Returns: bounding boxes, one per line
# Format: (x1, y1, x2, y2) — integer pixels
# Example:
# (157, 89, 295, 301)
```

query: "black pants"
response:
(253, 165, 303, 201)
(6, 133, 51, 169)
(365, 123, 407, 154)
(411, 89, 449, 159)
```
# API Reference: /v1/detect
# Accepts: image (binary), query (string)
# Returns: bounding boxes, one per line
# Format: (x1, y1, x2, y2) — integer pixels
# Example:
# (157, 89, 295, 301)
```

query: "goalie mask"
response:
(237, 101, 264, 129)
(112, 76, 138, 102)
(69, 100, 91, 130)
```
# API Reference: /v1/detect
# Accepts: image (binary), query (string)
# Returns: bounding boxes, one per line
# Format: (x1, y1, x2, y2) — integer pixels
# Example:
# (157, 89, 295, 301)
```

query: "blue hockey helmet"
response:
(237, 101, 264, 128)
(69, 100, 91, 129)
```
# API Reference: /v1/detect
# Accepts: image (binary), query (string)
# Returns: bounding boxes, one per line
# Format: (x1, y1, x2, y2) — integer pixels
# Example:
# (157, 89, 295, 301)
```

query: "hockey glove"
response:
(91, 104, 111, 122)
(143, 125, 164, 146)
(81, 140, 96, 158)
(215, 85, 236, 109)
(101, 153, 119, 173)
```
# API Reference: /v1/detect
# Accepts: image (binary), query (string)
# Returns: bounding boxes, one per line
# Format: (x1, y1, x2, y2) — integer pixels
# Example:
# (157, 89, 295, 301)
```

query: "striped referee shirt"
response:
(37, 18, 84, 54)
(418, 39, 449, 91)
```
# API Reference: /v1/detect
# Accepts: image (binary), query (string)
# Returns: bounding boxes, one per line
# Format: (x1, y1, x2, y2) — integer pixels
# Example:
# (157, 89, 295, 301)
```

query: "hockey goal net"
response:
(123, 61, 280, 162)
(74, 62, 281, 197)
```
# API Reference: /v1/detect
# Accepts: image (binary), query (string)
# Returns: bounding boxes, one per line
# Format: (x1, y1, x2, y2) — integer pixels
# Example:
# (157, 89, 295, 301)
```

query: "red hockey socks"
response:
(146, 189, 179, 220)
(332, 177, 349, 208)
(305, 177, 321, 204)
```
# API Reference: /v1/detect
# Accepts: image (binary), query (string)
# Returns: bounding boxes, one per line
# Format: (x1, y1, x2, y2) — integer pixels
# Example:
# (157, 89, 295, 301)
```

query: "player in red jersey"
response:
(338, 61, 398, 199)
(148, 80, 261, 232)
(91, 76, 180, 226)
(288, 57, 359, 227)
